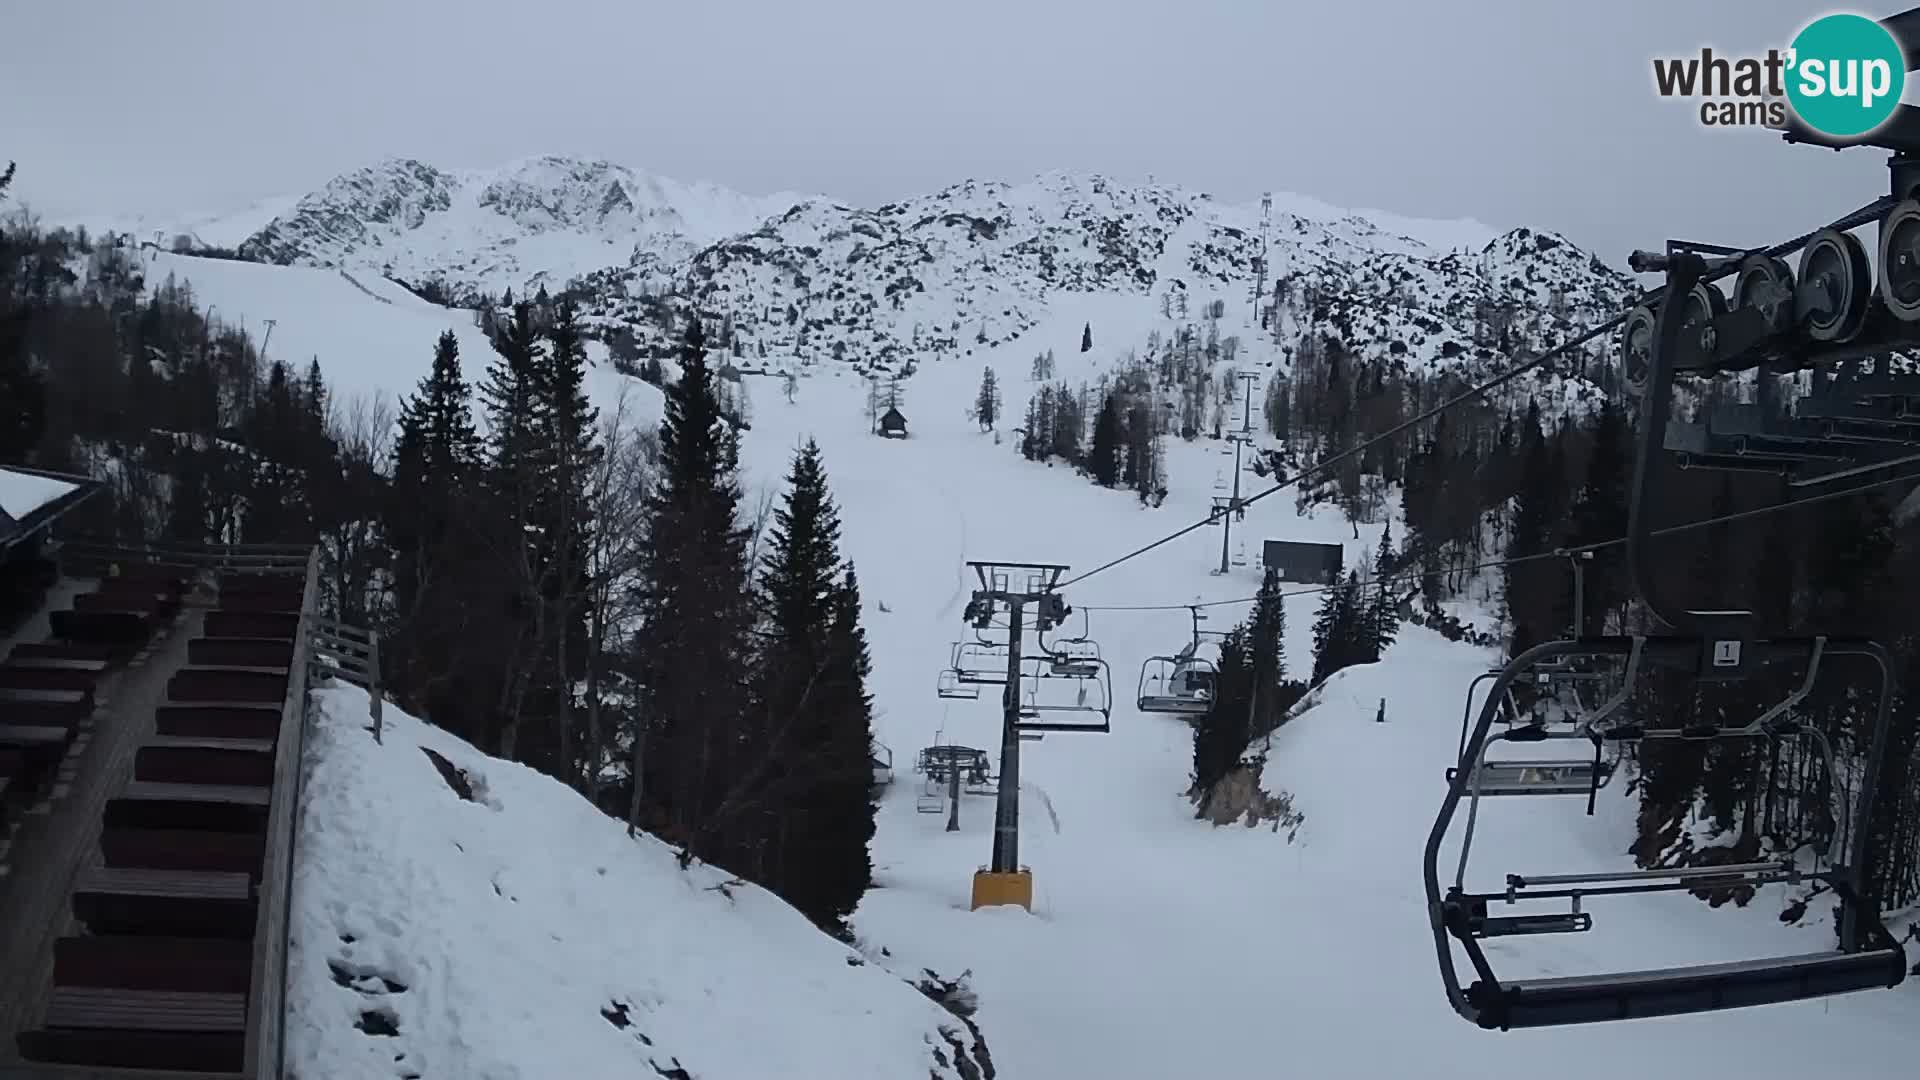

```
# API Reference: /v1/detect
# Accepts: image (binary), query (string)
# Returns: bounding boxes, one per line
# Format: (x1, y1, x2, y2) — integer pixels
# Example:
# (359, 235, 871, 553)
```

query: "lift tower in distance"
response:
(1212, 371, 1261, 575)
(960, 561, 1089, 911)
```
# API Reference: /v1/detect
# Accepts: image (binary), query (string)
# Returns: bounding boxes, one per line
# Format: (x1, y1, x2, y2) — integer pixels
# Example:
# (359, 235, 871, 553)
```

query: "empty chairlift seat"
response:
(1447, 758, 1613, 796)
(1467, 946, 1910, 1030)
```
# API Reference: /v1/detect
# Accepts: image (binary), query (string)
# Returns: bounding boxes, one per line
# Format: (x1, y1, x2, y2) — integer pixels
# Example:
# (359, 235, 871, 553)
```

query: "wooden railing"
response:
(244, 546, 318, 1080)
(308, 617, 381, 741)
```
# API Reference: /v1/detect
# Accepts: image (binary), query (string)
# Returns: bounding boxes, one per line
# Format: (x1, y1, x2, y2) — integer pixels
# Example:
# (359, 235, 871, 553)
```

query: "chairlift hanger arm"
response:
(1426, 636, 1905, 1031)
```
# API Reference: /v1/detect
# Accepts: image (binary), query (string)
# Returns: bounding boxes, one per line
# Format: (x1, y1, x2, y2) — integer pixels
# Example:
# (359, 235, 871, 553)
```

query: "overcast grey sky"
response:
(0, 0, 1899, 260)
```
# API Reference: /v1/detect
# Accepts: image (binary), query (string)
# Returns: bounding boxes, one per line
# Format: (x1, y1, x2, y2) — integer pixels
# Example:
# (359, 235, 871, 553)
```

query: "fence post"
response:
(368, 632, 383, 744)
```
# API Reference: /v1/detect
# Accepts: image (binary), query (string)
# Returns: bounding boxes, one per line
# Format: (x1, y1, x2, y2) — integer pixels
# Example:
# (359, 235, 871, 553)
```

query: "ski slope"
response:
(735, 312, 1920, 1080)
(150, 254, 1915, 1077)
(136, 251, 656, 430)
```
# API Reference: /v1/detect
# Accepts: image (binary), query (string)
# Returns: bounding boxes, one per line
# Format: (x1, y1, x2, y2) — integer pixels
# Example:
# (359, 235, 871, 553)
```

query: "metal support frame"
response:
(1212, 373, 1261, 575)
(962, 562, 1088, 877)
(1426, 635, 1906, 1030)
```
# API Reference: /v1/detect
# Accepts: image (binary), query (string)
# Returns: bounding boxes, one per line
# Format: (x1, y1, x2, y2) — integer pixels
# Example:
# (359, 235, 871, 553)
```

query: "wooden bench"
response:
(17, 987, 247, 1073)
(204, 609, 299, 640)
(105, 781, 272, 833)
(73, 866, 258, 939)
(0, 656, 107, 693)
(189, 635, 295, 669)
(156, 703, 281, 740)
(100, 826, 267, 880)
(168, 666, 289, 705)
(136, 735, 277, 788)
(0, 684, 94, 719)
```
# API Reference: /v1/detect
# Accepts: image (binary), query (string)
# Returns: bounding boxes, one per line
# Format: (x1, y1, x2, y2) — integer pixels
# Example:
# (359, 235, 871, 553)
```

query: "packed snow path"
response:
(731, 317, 1920, 1080)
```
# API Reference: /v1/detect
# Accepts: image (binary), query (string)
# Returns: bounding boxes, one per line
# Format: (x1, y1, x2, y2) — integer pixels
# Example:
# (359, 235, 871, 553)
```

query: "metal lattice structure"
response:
(1425, 10, 1919, 1029)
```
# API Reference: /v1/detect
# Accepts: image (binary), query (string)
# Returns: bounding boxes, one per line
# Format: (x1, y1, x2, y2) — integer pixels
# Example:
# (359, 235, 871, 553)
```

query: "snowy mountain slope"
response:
(135, 250, 658, 430)
(288, 684, 994, 1080)
(234, 156, 808, 306)
(585, 171, 1638, 383)
(104, 157, 1639, 392)
(724, 319, 1919, 1080)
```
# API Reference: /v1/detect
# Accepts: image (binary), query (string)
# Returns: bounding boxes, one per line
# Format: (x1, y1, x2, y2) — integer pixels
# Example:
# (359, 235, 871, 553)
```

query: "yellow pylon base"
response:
(970, 868, 1033, 911)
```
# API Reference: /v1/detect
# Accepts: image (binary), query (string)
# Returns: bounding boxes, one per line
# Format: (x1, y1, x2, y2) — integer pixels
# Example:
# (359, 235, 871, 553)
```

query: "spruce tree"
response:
(1248, 568, 1287, 733)
(1310, 570, 1365, 683)
(386, 331, 482, 740)
(531, 301, 602, 781)
(1192, 626, 1252, 811)
(1081, 321, 1092, 352)
(633, 320, 756, 856)
(1088, 393, 1122, 487)
(1365, 524, 1399, 661)
(973, 367, 1000, 431)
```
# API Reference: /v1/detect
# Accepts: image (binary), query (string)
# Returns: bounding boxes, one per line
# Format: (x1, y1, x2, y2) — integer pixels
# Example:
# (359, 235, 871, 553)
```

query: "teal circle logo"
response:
(1785, 13, 1906, 137)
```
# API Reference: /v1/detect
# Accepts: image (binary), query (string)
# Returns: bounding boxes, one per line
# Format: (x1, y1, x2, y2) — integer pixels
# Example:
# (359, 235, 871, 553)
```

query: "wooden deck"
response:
(0, 541, 322, 1080)
(0, 584, 201, 1066)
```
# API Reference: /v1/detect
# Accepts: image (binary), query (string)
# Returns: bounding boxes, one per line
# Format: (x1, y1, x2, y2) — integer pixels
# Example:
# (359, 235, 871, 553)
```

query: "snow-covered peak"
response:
(234, 154, 812, 304)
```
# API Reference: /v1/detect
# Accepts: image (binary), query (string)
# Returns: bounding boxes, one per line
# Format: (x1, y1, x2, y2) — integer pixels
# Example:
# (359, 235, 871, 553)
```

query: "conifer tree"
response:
(973, 367, 1000, 431)
(1310, 570, 1366, 683)
(1192, 627, 1252, 811)
(1364, 524, 1399, 661)
(1248, 567, 1287, 733)
(1088, 393, 1122, 487)
(1081, 321, 1092, 352)
(533, 301, 602, 780)
(633, 320, 756, 856)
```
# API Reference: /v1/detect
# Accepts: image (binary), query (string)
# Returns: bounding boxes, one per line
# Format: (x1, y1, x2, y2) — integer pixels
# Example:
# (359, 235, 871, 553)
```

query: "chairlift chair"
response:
(1137, 654, 1216, 715)
(937, 668, 981, 700)
(951, 641, 1010, 684)
(1426, 635, 1907, 1031)
(916, 775, 945, 814)
(1015, 658, 1113, 733)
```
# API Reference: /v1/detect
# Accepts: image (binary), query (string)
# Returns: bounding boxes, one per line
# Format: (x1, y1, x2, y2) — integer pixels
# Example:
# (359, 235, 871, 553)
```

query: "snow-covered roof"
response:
(0, 465, 99, 550)
(0, 467, 76, 520)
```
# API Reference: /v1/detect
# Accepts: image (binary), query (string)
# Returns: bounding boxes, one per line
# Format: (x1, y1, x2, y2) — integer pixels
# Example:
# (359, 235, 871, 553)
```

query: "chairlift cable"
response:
(1052, 194, 1900, 595)
(1072, 466, 1920, 613)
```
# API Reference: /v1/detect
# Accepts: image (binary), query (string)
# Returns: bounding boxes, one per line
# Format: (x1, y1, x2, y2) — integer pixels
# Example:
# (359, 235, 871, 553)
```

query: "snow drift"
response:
(285, 684, 993, 1080)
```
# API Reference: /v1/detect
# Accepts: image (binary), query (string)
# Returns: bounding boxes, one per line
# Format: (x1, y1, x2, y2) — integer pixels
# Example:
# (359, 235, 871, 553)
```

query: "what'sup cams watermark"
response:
(1652, 12, 1907, 138)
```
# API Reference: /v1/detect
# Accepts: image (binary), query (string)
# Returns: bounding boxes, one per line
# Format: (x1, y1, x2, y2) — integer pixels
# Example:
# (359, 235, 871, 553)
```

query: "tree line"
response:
(1, 172, 879, 937)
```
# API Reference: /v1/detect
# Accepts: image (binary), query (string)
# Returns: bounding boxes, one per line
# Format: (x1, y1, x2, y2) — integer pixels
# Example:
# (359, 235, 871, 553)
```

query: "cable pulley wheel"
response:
(1676, 282, 1729, 373)
(1618, 305, 1656, 398)
(1795, 228, 1872, 343)
(1734, 255, 1797, 337)
(1877, 199, 1920, 322)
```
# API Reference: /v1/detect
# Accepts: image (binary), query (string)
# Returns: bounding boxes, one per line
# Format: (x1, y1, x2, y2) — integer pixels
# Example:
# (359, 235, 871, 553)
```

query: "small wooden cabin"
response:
(879, 406, 909, 439)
